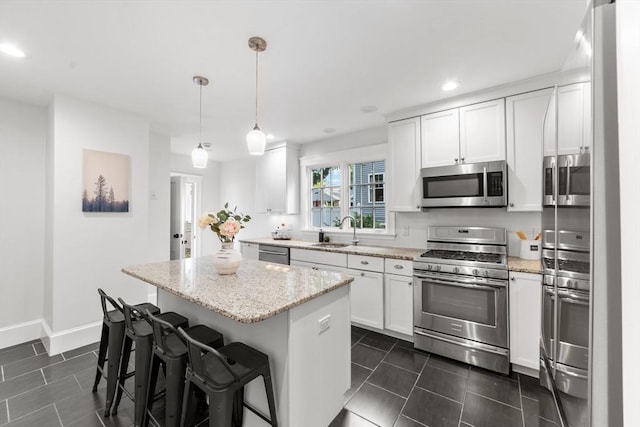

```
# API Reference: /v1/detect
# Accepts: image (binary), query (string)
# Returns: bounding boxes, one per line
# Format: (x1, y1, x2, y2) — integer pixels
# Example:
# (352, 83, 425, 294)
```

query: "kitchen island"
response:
(122, 258, 354, 427)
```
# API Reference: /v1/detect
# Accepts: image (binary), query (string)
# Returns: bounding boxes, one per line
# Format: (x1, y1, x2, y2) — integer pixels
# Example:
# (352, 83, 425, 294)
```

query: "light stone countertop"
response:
(122, 258, 354, 323)
(239, 237, 424, 260)
(507, 256, 543, 274)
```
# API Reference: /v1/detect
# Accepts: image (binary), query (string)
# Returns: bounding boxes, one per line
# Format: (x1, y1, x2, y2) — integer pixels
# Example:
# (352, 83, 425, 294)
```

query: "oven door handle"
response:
(483, 166, 488, 202)
(414, 329, 509, 356)
(557, 289, 589, 305)
(413, 274, 506, 290)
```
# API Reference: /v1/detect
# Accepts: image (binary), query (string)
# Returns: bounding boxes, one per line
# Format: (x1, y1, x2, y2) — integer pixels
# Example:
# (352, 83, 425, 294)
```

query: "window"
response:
(349, 161, 385, 230)
(311, 166, 342, 228)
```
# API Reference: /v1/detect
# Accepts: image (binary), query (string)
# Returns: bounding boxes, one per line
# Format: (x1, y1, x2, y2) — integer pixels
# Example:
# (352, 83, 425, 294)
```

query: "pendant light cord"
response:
(199, 82, 203, 145)
(255, 48, 259, 127)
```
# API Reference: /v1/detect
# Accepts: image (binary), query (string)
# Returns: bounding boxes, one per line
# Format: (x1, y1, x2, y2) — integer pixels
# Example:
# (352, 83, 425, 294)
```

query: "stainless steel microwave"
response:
(420, 160, 507, 208)
(543, 154, 590, 207)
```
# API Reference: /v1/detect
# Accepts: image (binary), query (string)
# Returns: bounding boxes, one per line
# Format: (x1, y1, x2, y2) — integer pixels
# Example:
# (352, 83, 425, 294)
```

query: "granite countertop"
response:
(122, 258, 354, 324)
(507, 256, 543, 274)
(239, 237, 424, 260)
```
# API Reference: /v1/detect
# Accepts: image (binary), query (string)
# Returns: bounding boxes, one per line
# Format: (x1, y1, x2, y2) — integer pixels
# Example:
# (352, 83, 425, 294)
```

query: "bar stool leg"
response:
(180, 376, 197, 427)
(232, 388, 244, 427)
(263, 370, 278, 427)
(210, 392, 234, 427)
(143, 354, 161, 427)
(112, 334, 133, 415)
(132, 336, 153, 427)
(92, 323, 109, 392)
(164, 357, 187, 427)
(104, 322, 125, 416)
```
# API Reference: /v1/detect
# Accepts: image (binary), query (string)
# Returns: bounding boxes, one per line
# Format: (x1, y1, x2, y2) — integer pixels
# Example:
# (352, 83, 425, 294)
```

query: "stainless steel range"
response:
(413, 226, 510, 374)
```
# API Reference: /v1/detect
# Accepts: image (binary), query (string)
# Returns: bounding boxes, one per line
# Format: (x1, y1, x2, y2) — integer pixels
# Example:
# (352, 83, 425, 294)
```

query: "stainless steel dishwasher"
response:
(258, 244, 290, 265)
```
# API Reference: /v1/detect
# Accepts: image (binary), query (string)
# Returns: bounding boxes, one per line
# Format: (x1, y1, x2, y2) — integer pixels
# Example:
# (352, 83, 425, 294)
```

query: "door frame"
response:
(170, 173, 203, 260)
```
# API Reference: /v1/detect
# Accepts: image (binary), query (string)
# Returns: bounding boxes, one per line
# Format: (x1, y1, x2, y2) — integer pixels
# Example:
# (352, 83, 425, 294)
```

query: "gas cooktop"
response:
(418, 249, 504, 264)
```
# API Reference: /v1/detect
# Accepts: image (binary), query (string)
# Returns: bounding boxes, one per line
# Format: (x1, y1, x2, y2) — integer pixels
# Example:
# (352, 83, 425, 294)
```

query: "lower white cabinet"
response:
(349, 268, 384, 329)
(240, 242, 259, 260)
(384, 274, 414, 335)
(509, 271, 542, 372)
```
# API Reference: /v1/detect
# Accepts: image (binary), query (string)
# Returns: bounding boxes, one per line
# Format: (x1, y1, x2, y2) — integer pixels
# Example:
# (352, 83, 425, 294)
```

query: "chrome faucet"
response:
(338, 215, 359, 246)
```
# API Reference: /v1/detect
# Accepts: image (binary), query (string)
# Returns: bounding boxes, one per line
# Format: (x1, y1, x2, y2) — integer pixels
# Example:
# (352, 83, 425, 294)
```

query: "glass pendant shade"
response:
(247, 125, 266, 155)
(191, 143, 208, 168)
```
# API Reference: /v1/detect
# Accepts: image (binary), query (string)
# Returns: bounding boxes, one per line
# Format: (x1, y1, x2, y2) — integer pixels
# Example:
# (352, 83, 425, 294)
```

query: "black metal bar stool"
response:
(92, 288, 161, 417)
(111, 298, 191, 426)
(144, 311, 224, 427)
(177, 327, 278, 427)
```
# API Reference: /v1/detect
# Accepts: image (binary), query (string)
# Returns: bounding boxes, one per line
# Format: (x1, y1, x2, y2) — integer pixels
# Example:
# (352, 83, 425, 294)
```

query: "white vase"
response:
(212, 242, 242, 275)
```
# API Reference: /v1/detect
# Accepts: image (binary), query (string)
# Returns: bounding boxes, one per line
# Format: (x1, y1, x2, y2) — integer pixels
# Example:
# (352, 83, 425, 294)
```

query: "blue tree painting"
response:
(82, 149, 130, 212)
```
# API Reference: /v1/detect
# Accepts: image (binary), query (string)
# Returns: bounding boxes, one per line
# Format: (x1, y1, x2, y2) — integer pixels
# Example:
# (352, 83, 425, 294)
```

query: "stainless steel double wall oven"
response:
(413, 226, 510, 374)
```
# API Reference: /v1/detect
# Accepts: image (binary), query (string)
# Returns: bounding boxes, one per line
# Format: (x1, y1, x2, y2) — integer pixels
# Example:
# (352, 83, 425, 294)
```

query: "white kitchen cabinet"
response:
(459, 98, 506, 164)
(383, 259, 413, 336)
(421, 99, 506, 168)
(348, 254, 384, 329)
(290, 248, 347, 267)
(388, 117, 422, 211)
(240, 242, 259, 260)
(421, 108, 460, 168)
(509, 271, 542, 372)
(349, 268, 384, 329)
(557, 82, 591, 155)
(255, 142, 300, 214)
(506, 88, 553, 212)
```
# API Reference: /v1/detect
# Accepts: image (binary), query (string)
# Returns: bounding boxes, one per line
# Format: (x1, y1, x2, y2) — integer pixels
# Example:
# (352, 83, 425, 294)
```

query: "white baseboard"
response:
(0, 319, 44, 349)
(41, 320, 103, 356)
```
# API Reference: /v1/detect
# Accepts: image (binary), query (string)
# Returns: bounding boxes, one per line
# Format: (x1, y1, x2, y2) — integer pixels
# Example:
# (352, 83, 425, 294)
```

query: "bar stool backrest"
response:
(176, 327, 240, 389)
(145, 310, 180, 356)
(117, 297, 145, 332)
(97, 288, 123, 318)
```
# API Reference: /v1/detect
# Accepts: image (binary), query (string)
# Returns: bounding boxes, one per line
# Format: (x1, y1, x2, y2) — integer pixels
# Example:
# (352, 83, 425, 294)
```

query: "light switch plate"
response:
(318, 314, 331, 334)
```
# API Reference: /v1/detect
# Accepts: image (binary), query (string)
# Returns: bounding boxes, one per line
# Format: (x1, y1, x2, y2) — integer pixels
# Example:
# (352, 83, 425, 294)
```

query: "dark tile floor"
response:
(330, 326, 561, 427)
(1, 328, 559, 427)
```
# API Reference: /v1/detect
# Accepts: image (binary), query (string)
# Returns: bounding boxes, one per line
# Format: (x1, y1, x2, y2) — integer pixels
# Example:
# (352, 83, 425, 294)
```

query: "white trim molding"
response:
(0, 319, 44, 350)
(41, 320, 102, 356)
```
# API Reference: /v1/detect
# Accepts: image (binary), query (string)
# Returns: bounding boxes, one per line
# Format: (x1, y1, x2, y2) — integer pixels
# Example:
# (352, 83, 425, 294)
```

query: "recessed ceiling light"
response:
(323, 128, 336, 134)
(0, 43, 26, 58)
(442, 80, 460, 91)
(360, 105, 378, 113)
(266, 134, 275, 140)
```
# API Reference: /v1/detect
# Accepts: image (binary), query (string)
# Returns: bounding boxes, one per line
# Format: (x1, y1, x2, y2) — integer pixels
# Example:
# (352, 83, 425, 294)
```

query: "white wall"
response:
(617, 2, 640, 425)
(0, 98, 47, 347)
(219, 157, 301, 247)
(44, 96, 153, 353)
(170, 153, 222, 255)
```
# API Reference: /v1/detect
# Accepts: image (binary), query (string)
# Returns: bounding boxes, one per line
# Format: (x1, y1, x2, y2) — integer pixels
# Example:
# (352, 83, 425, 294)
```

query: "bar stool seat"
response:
(178, 328, 278, 427)
(144, 311, 224, 427)
(92, 288, 161, 417)
(112, 298, 190, 426)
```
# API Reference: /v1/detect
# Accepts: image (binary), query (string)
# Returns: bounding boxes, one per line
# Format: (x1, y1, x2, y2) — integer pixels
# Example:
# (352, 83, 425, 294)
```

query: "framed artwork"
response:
(82, 149, 130, 212)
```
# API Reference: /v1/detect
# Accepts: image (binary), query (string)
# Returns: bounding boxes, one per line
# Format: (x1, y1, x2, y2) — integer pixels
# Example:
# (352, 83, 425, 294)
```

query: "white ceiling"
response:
(0, 1, 587, 161)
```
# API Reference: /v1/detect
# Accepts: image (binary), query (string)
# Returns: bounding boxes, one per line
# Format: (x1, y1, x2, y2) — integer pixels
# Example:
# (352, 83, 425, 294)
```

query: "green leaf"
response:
(224, 202, 229, 209)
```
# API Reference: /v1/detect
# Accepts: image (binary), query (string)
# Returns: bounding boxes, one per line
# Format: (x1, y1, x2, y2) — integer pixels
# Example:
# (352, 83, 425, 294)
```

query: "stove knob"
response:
(483, 270, 489, 277)
(453, 267, 459, 274)
(472, 269, 479, 276)
(427, 264, 432, 270)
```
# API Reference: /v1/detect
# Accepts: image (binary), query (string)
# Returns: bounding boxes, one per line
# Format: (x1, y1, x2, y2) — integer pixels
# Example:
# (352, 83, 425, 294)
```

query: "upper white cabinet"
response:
(255, 142, 299, 214)
(509, 272, 542, 372)
(421, 109, 460, 168)
(388, 117, 422, 211)
(556, 82, 592, 155)
(459, 99, 506, 164)
(421, 99, 506, 168)
(506, 88, 553, 212)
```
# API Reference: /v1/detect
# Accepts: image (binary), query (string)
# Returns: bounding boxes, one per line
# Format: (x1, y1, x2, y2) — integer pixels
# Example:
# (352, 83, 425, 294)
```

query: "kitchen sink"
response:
(311, 243, 351, 248)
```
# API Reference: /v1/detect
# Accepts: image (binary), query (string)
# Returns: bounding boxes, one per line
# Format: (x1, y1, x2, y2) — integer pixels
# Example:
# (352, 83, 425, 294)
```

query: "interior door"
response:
(170, 176, 185, 260)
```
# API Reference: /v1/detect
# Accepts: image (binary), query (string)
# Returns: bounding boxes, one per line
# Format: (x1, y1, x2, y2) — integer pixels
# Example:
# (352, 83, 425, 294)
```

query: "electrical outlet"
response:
(318, 314, 331, 334)
(402, 226, 410, 236)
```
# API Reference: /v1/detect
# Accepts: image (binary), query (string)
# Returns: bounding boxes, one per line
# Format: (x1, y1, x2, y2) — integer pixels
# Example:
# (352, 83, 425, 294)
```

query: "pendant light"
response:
(246, 37, 267, 156)
(191, 76, 209, 168)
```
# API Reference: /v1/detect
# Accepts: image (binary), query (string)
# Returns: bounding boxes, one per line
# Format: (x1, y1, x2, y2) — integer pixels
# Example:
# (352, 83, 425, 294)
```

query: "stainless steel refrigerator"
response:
(539, 1, 622, 426)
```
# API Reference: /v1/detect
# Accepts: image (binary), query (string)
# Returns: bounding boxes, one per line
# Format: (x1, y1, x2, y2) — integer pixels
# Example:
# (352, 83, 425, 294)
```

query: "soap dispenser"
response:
(318, 229, 324, 243)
